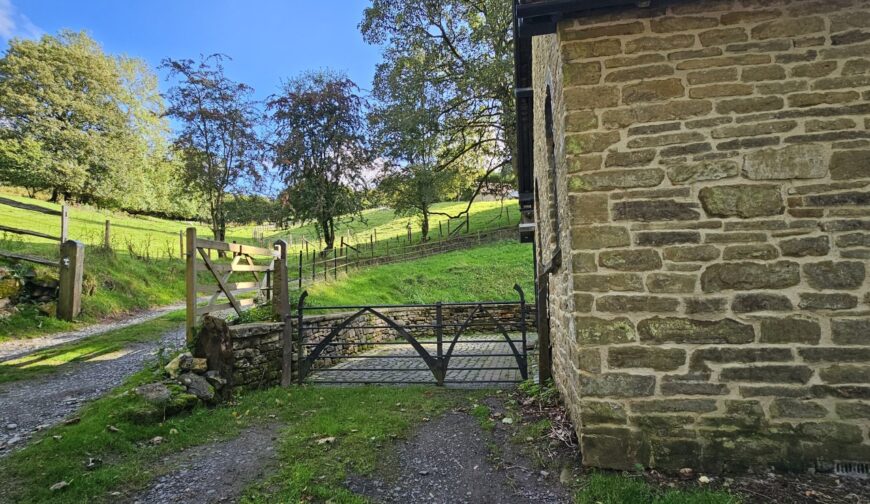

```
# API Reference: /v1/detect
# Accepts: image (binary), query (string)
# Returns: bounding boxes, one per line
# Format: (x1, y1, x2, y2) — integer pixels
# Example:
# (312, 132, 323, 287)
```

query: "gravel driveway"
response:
(0, 327, 184, 455)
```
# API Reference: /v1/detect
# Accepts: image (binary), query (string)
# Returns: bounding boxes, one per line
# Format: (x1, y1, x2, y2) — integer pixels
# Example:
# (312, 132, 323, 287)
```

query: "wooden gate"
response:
(184, 227, 288, 341)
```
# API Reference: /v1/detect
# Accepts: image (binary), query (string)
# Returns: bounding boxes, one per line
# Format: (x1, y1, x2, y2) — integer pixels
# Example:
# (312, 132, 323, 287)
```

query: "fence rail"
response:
(0, 198, 82, 320)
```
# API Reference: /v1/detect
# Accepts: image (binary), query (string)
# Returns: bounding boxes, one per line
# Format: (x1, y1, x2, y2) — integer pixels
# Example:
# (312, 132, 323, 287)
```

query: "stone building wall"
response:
(534, 0, 870, 472)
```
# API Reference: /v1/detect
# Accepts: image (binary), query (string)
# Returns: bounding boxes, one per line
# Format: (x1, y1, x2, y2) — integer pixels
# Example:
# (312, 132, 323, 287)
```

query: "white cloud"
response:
(0, 0, 43, 41)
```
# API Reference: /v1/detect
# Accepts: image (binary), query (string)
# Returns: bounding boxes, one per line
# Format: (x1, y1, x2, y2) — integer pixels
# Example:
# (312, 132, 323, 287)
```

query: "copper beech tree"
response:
(268, 70, 373, 252)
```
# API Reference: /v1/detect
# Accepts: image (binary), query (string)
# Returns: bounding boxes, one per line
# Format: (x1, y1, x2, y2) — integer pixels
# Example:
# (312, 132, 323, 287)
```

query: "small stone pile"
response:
(0, 265, 59, 318)
(163, 352, 227, 404)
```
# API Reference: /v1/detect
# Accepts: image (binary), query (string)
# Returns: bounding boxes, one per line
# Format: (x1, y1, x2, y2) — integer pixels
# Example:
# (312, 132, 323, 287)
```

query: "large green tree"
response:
(161, 54, 263, 242)
(0, 31, 170, 207)
(361, 0, 515, 217)
(380, 164, 461, 241)
(268, 70, 373, 252)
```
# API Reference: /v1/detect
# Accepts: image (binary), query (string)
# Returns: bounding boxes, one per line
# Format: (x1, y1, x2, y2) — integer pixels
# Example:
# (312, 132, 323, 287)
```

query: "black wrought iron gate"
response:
(295, 285, 529, 385)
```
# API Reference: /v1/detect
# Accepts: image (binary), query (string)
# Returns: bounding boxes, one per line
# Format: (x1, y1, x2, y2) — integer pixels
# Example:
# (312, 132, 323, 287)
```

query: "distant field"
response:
(0, 189, 519, 260)
(0, 189, 521, 339)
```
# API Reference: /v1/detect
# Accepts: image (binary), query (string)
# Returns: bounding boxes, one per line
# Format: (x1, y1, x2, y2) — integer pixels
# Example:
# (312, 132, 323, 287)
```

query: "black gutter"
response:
(517, 0, 651, 37)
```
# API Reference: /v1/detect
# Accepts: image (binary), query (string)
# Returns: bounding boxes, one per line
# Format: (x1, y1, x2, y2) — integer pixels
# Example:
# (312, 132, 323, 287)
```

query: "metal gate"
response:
(295, 285, 529, 385)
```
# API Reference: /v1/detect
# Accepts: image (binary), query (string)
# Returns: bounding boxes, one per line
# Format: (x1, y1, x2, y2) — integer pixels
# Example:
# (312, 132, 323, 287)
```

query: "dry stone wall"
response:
(534, 0, 870, 473)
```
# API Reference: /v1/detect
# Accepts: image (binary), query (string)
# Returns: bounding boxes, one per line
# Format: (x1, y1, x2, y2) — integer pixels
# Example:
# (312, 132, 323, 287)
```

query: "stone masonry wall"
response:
(535, 0, 870, 472)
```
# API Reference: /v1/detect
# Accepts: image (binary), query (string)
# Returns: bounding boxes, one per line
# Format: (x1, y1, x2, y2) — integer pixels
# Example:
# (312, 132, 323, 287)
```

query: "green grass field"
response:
(0, 189, 519, 260)
(0, 189, 520, 340)
(291, 239, 535, 308)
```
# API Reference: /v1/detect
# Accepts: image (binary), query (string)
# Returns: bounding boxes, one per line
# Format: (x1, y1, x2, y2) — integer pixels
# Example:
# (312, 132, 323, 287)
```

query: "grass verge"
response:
(0, 310, 185, 384)
(575, 473, 739, 504)
(1, 364, 468, 503)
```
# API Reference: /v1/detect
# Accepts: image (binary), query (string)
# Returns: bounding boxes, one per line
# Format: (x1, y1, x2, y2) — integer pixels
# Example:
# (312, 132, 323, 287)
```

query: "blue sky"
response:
(1, 0, 382, 100)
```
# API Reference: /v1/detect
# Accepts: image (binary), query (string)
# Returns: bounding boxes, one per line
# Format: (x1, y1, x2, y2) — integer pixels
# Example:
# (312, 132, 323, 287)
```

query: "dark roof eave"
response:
(517, 0, 651, 36)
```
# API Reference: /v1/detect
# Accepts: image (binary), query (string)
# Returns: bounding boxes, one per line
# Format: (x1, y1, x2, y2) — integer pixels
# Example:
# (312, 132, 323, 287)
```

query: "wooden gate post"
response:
(272, 240, 289, 318)
(185, 227, 197, 343)
(57, 240, 84, 321)
(103, 220, 111, 249)
(60, 205, 69, 243)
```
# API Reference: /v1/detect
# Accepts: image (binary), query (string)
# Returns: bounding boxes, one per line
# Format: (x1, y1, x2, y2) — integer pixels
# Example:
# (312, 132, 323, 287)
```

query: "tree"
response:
(361, 0, 515, 218)
(0, 31, 170, 207)
(268, 70, 373, 252)
(161, 54, 263, 242)
(380, 164, 460, 241)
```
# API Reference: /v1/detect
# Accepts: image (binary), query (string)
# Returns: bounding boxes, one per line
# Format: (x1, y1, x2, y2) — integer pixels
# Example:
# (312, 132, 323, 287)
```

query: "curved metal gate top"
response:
(295, 285, 529, 385)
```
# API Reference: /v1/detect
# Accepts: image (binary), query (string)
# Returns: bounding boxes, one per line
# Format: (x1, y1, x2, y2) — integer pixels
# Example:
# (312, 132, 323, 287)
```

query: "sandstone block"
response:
(574, 273, 643, 292)
(623, 78, 685, 104)
(731, 293, 794, 313)
(639, 317, 755, 344)
(598, 249, 662, 271)
(565, 62, 603, 86)
(570, 168, 664, 192)
(690, 347, 793, 373)
(723, 244, 779, 261)
(667, 160, 739, 185)
(636, 231, 700, 246)
(580, 373, 656, 397)
(612, 200, 700, 222)
(571, 226, 631, 250)
(609, 347, 686, 371)
(566, 131, 621, 154)
(829, 150, 870, 180)
(770, 399, 828, 419)
(720, 365, 813, 384)
(605, 64, 674, 83)
(580, 400, 627, 425)
(799, 293, 858, 311)
(564, 87, 620, 111)
(575, 317, 635, 345)
(604, 149, 656, 168)
(651, 16, 718, 33)
(716, 96, 783, 114)
(646, 273, 696, 293)
(803, 261, 866, 290)
(663, 245, 720, 262)
(596, 295, 679, 313)
(563, 39, 622, 61)
(699, 185, 784, 218)
(832, 319, 870, 345)
(751, 17, 825, 40)
(701, 261, 800, 292)
(760, 317, 822, 344)
(626, 34, 695, 54)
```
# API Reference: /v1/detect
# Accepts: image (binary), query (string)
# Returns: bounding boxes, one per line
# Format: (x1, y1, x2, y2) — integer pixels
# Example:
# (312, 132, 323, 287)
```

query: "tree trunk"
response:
(50, 188, 59, 203)
(321, 218, 335, 252)
(421, 212, 430, 241)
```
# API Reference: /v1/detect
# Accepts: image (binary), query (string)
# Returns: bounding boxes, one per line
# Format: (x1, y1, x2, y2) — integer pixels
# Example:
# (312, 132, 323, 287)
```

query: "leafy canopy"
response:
(161, 54, 263, 240)
(268, 70, 374, 250)
(361, 0, 515, 216)
(0, 31, 176, 211)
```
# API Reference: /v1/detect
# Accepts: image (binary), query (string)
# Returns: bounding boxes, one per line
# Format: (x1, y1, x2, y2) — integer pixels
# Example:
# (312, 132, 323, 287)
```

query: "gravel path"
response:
(346, 397, 574, 504)
(0, 327, 185, 455)
(0, 302, 186, 363)
(131, 424, 281, 504)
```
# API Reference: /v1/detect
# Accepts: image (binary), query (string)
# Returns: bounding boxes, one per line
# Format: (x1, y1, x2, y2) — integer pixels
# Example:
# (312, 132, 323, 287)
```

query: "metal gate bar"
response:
(296, 285, 528, 385)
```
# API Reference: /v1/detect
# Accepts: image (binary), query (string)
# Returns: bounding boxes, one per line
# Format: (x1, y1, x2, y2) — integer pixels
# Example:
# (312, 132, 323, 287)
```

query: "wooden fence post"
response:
(103, 220, 111, 249)
(272, 240, 289, 318)
(60, 205, 69, 243)
(57, 240, 84, 321)
(298, 250, 303, 289)
(179, 230, 184, 259)
(185, 227, 197, 343)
